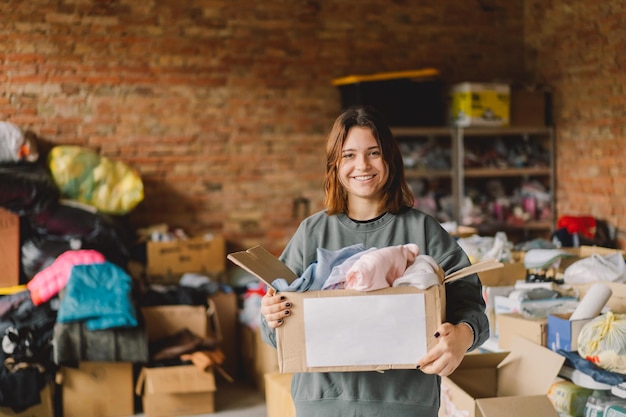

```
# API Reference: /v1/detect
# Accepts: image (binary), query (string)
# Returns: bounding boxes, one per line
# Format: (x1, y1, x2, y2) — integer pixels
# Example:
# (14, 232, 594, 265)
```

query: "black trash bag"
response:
(20, 204, 132, 280)
(0, 161, 59, 216)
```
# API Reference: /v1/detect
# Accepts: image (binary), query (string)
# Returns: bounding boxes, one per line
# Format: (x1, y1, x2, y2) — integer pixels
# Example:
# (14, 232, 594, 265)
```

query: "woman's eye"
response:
(342, 153, 354, 159)
(369, 150, 381, 156)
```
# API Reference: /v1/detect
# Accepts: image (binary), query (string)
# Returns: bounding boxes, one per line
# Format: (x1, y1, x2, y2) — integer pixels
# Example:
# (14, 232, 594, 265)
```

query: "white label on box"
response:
(303, 293, 427, 367)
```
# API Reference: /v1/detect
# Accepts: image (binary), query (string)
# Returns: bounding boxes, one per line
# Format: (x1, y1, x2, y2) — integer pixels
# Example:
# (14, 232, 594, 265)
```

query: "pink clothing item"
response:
(344, 244, 420, 291)
(27, 249, 106, 305)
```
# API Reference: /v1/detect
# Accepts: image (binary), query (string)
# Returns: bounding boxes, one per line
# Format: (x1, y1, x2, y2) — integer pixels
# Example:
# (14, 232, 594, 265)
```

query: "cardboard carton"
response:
(135, 365, 216, 417)
(496, 312, 547, 350)
(450, 82, 510, 127)
(570, 282, 626, 314)
(146, 234, 225, 283)
(439, 336, 565, 417)
(0, 382, 54, 417)
(241, 325, 279, 390)
(265, 373, 295, 417)
(0, 208, 19, 287)
(228, 246, 502, 373)
(59, 362, 134, 417)
(478, 262, 525, 287)
(208, 291, 239, 378)
(547, 312, 593, 352)
(141, 302, 221, 342)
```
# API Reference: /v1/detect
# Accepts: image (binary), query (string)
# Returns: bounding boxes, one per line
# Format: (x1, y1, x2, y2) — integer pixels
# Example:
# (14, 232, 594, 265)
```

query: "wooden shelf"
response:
(405, 169, 453, 179)
(464, 167, 551, 178)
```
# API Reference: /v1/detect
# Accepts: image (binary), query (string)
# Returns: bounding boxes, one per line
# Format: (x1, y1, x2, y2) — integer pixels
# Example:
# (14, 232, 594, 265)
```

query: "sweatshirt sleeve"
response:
(424, 218, 490, 351)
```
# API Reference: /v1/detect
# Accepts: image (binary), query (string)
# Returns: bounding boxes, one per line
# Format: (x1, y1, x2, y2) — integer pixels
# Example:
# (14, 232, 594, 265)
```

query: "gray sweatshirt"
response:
(260, 207, 489, 417)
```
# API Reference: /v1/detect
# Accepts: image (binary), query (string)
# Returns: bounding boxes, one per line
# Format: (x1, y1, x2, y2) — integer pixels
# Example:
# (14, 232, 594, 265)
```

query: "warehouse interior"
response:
(1, 1, 625, 416)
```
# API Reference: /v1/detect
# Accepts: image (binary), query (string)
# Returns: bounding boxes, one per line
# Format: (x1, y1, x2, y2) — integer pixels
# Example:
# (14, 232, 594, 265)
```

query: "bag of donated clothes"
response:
(48, 145, 144, 214)
(578, 312, 626, 373)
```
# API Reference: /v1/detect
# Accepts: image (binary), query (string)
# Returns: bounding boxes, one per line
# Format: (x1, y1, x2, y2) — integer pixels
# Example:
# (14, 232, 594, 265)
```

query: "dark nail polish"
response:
(284, 310, 290, 315)
(277, 319, 283, 324)
(416, 365, 421, 370)
(285, 302, 292, 308)
(434, 332, 440, 338)
(280, 296, 286, 301)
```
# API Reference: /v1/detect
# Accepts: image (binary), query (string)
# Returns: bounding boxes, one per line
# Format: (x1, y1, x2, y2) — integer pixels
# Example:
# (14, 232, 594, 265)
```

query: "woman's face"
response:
(338, 126, 389, 203)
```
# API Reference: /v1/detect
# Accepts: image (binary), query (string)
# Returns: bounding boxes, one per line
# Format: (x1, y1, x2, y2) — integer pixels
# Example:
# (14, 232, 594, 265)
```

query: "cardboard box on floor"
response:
(265, 373, 295, 417)
(228, 245, 501, 373)
(208, 291, 239, 378)
(59, 362, 134, 417)
(241, 324, 279, 391)
(146, 234, 226, 284)
(135, 364, 216, 417)
(497, 312, 548, 350)
(0, 208, 19, 288)
(141, 302, 220, 342)
(137, 303, 220, 416)
(439, 336, 565, 417)
(0, 382, 54, 417)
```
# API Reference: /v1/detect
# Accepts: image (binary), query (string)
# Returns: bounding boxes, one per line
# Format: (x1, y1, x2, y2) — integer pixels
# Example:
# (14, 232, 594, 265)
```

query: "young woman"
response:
(260, 105, 488, 417)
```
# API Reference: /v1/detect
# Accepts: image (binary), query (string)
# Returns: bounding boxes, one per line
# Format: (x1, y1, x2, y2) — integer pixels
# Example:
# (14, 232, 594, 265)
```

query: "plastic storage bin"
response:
(332, 68, 446, 127)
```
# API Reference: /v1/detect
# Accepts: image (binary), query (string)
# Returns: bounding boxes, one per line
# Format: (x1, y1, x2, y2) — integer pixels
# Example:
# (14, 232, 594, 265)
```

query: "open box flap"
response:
(227, 245, 298, 289)
(497, 336, 565, 397)
(476, 395, 559, 417)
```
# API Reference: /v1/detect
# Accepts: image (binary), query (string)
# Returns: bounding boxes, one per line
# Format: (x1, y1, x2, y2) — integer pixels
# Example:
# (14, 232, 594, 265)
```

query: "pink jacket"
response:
(345, 244, 420, 291)
(27, 249, 106, 305)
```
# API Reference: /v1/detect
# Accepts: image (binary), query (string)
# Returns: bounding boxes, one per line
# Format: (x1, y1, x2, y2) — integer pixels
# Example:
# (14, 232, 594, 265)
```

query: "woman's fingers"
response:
(261, 291, 293, 328)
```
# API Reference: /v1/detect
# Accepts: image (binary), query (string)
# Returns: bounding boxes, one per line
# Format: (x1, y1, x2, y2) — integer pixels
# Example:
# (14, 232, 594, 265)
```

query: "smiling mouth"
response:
(353, 175, 375, 181)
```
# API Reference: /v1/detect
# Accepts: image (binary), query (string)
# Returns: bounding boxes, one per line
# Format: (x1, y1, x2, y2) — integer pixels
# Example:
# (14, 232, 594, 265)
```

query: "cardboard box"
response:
(141, 303, 217, 342)
(478, 262, 525, 287)
(0, 208, 19, 288)
(570, 281, 626, 314)
(60, 362, 134, 417)
(482, 285, 515, 338)
(241, 325, 279, 390)
(135, 365, 216, 417)
(209, 291, 239, 378)
(450, 82, 510, 127)
(146, 234, 225, 283)
(547, 313, 593, 352)
(497, 313, 547, 350)
(439, 336, 565, 417)
(228, 246, 502, 373)
(510, 88, 552, 127)
(265, 373, 295, 417)
(0, 382, 54, 417)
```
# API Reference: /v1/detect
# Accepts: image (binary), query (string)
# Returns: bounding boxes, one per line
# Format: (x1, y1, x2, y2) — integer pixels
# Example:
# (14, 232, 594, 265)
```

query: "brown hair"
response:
(323, 105, 414, 214)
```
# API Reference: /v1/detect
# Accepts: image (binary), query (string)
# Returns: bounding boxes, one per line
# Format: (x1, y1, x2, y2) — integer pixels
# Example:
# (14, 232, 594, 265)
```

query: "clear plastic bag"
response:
(578, 312, 626, 373)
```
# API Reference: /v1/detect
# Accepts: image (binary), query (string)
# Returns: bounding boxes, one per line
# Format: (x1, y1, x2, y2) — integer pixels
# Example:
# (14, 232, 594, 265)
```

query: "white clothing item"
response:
(393, 254, 444, 290)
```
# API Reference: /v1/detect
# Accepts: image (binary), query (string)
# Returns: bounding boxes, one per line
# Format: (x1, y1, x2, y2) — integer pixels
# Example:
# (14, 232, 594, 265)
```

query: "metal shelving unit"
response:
(393, 126, 556, 240)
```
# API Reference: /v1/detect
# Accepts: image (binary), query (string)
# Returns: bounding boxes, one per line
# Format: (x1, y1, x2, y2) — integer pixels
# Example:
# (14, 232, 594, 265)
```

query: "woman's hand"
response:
(416, 322, 473, 376)
(261, 287, 293, 328)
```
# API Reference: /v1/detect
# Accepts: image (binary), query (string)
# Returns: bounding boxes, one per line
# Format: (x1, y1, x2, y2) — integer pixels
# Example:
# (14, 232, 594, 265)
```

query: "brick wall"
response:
(2, 0, 529, 254)
(524, 0, 626, 248)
